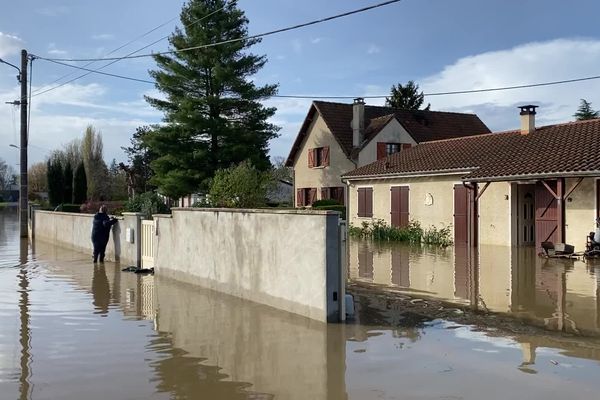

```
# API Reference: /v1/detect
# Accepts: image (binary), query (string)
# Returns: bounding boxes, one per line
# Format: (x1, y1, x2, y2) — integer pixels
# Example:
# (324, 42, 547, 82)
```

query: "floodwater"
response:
(2, 209, 600, 399)
(349, 239, 600, 336)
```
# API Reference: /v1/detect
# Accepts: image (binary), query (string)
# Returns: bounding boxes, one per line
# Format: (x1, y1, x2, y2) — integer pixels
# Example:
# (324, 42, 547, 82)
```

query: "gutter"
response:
(466, 170, 600, 183)
(342, 168, 474, 182)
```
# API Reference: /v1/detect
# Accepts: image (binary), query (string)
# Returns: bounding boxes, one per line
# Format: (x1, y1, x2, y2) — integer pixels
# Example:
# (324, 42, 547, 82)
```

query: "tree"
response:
(208, 161, 272, 208)
(121, 126, 158, 197)
(82, 125, 109, 200)
(107, 159, 128, 200)
(0, 158, 17, 191)
(73, 162, 87, 204)
(144, 0, 279, 199)
(385, 81, 430, 110)
(28, 162, 48, 196)
(47, 155, 64, 207)
(271, 156, 293, 183)
(63, 161, 74, 203)
(574, 99, 599, 120)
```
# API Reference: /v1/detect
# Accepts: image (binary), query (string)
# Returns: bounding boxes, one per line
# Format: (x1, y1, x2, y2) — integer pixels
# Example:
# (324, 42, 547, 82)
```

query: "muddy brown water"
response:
(2, 208, 600, 399)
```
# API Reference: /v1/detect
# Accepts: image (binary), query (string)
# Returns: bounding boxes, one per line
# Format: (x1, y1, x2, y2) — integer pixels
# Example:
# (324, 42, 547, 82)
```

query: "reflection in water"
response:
(350, 239, 600, 335)
(6, 209, 600, 399)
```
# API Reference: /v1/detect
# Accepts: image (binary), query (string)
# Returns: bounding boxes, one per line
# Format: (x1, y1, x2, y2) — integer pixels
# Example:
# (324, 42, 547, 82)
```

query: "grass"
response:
(349, 219, 453, 247)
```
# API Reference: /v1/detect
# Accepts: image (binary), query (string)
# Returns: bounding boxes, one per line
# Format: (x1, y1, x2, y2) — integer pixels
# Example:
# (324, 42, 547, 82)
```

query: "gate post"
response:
(123, 212, 144, 268)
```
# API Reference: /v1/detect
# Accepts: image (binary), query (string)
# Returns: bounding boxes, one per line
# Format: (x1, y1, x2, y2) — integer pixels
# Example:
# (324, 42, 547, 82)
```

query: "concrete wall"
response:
(348, 175, 460, 229)
(565, 177, 597, 250)
(293, 114, 356, 206)
(358, 119, 417, 167)
(33, 210, 143, 267)
(153, 208, 343, 322)
(478, 182, 512, 246)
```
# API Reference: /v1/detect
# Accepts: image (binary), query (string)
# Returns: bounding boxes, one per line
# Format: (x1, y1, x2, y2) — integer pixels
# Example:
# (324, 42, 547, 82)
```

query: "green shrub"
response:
(208, 161, 271, 208)
(124, 192, 170, 219)
(348, 219, 453, 247)
(313, 204, 346, 218)
(61, 204, 82, 213)
(312, 199, 340, 207)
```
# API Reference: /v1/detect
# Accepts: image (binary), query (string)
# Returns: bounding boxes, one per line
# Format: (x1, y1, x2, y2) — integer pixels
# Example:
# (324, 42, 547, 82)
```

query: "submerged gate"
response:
(141, 220, 155, 269)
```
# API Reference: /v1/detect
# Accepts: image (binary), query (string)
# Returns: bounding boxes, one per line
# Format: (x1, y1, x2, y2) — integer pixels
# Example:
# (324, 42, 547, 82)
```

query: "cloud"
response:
(291, 39, 303, 54)
(92, 34, 115, 41)
(367, 44, 381, 54)
(47, 43, 67, 56)
(422, 38, 600, 130)
(0, 32, 23, 58)
(36, 6, 70, 17)
(311, 38, 322, 44)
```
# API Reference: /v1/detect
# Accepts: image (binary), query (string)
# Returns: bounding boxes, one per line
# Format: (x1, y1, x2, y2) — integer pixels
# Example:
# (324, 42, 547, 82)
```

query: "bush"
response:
(80, 200, 126, 215)
(208, 161, 272, 208)
(124, 192, 170, 219)
(61, 204, 82, 213)
(348, 219, 453, 247)
(313, 204, 346, 218)
(312, 199, 340, 207)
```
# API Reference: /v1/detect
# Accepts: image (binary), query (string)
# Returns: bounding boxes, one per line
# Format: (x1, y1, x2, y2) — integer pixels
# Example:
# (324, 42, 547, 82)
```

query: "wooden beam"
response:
(475, 182, 491, 202)
(563, 177, 584, 200)
(541, 180, 559, 200)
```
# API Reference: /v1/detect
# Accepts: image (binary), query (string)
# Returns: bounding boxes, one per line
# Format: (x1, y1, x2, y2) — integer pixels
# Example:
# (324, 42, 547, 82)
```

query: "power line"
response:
(31, 4, 230, 98)
(29, 56, 600, 99)
(35, 0, 404, 63)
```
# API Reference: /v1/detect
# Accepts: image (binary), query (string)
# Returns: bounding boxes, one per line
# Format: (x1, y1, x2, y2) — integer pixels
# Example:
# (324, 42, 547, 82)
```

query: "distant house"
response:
(285, 98, 490, 207)
(342, 105, 600, 251)
(266, 179, 293, 205)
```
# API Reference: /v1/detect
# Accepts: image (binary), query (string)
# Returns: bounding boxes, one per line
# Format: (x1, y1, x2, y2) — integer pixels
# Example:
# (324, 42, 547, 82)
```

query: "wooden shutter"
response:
(334, 187, 345, 205)
(308, 148, 314, 168)
(296, 189, 304, 207)
(322, 146, 330, 166)
(454, 184, 468, 245)
(597, 180, 600, 219)
(309, 188, 317, 205)
(402, 143, 412, 150)
(535, 180, 562, 252)
(377, 142, 386, 160)
(358, 188, 365, 216)
(390, 186, 409, 227)
(365, 188, 373, 217)
(321, 187, 330, 200)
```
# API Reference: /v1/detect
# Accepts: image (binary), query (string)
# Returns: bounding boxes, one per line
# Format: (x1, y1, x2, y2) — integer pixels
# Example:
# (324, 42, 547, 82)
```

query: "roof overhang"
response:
(465, 170, 600, 183)
(342, 168, 475, 182)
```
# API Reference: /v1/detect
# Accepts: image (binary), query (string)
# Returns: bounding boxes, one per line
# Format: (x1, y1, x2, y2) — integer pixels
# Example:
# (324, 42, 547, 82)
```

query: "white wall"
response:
(358, 119, 417, 167)
(153, 208, 343, 322)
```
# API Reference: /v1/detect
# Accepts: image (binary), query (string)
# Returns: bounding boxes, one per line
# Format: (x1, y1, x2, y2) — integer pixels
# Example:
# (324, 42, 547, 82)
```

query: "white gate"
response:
(141, 220, 155, 269)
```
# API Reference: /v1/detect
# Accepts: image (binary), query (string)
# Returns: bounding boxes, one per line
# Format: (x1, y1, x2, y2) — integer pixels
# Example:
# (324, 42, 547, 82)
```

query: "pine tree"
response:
(47, 156, 64, 207)
(574, 99, 599, 120)
(385, 81, 430, 110)
(144, 0, 279, 199)
(63, 161, 73, 204)
(73, 162, 87, 204)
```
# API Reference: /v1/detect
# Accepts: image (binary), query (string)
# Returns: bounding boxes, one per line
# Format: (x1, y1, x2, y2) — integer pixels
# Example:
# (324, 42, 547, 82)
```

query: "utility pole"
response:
(19, 50, 28, 238)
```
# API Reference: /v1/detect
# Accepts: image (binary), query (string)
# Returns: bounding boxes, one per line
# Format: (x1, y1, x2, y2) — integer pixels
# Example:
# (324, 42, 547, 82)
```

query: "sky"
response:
(1, 0, 600, 168)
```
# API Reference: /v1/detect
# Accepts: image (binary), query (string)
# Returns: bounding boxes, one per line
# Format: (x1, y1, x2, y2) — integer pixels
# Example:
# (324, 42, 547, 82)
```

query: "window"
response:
(321, 186, 345, 205)
(297, 187, 317, 207)
(377, 142, 412, 160)
(308, 146, 330, 168)
(386, 143, 401, 156)
(357, 187, 373, 217)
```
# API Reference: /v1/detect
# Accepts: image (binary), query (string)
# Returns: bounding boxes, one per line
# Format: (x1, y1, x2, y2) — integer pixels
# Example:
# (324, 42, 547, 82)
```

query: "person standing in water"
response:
(91, 205, 118, 263)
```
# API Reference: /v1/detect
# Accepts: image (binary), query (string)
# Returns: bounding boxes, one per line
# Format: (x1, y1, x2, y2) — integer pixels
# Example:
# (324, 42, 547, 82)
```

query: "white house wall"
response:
(478, 182, 512, 246)
(293, 114, 356, 206)
(358, 119, 417, 167)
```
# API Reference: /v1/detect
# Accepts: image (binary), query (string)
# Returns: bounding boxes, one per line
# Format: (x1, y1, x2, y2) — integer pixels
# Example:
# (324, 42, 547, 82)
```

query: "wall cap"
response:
(169, 207, 341, 216)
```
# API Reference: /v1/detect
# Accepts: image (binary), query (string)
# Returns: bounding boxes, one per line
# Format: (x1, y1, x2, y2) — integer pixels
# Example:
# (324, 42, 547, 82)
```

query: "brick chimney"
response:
(352, 97, 365, 148)
(519, 105, 538, 135)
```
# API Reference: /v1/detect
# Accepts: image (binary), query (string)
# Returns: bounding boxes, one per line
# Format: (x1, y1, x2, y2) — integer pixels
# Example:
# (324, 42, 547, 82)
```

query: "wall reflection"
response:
(349, 239, 600, 335)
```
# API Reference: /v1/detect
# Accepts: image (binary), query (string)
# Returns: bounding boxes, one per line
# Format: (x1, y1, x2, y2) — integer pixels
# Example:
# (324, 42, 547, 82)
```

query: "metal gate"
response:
(141, 220, 155, 269)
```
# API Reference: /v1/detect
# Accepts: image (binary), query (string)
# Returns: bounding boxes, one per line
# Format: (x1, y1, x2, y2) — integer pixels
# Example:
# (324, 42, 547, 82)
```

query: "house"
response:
(285, 98, 490, 207)
(342, 105, 600, 251)
(266, 179, 293, 205)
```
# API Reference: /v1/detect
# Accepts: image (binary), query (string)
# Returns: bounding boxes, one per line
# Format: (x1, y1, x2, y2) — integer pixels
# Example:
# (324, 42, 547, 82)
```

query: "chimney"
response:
(519, 105, 538, 135)
(352, 97, 365, 148)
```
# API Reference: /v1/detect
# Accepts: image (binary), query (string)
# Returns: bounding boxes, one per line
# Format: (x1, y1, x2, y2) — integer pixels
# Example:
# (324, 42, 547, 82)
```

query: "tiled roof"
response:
(343, 118, 600, 181)
(285, 101, 490, 166)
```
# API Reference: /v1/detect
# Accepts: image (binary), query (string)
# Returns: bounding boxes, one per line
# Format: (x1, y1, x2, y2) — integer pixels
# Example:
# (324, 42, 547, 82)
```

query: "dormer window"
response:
(377, 142, 412, 160)
(386, 143, 401, 156)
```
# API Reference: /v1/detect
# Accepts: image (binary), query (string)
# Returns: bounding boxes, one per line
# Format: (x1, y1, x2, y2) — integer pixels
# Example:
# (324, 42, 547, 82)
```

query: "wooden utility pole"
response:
(19, 49, 28, 238)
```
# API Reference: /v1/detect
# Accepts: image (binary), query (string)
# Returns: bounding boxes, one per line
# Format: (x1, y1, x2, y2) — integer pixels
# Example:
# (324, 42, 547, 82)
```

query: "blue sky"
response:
(1, 0, 600, 168)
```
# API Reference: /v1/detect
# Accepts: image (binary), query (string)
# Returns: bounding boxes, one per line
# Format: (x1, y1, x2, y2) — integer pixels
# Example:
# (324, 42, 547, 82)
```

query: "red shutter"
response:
(399, 186, 409, 227)
(358, 188, 365, 216)
(366, 188, 373, 217)
(321, 187, 329, 200)
(296, 189, 304, 207)
(454, 184, 468, 245)
(323, 146, 330, 167)
(308, 149, 314, 168)
(334, 187, 345, 205)
(402, 143, 412, 150)
(309, 188, 317, 205)
(391, 187, 400, 227)
(377, 143, 386, 160)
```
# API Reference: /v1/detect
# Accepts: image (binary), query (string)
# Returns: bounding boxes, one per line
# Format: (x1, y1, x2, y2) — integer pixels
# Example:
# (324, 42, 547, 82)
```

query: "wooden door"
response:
(535, 181, 559, 251)
(390, 186, 409, 227)
(454, 184, 469, 245)
(517, 184, 536, 246)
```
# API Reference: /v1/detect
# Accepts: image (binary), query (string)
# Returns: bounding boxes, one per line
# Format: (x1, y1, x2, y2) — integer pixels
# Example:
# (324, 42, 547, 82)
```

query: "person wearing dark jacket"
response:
(91, 205, 118, 263)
